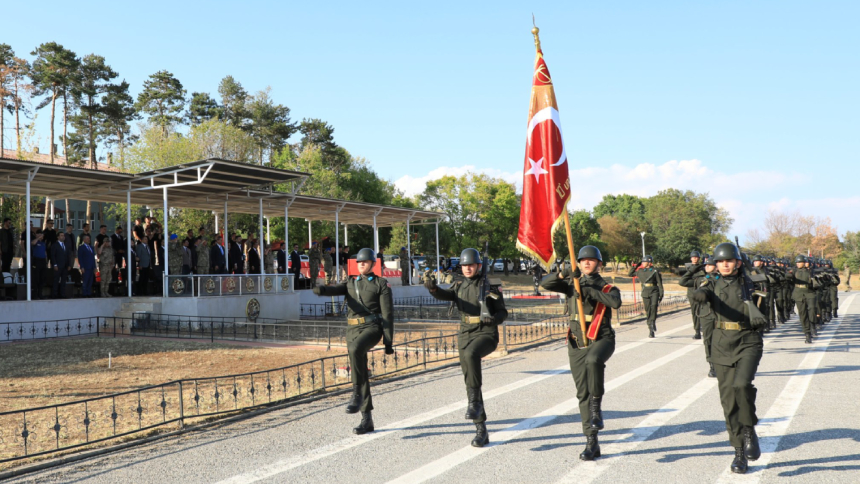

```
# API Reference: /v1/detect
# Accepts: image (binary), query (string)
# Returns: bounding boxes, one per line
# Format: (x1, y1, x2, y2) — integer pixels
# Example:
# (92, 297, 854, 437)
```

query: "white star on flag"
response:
(525, 157, 548, 184)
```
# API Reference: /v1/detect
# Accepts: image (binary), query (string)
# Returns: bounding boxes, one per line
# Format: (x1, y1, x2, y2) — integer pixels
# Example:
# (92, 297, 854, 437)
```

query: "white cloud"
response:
(395, 159, 858, 238)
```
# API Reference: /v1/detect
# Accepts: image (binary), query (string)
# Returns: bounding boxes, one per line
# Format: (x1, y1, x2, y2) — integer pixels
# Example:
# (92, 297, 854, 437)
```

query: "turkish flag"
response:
(516, 36, 571, 269)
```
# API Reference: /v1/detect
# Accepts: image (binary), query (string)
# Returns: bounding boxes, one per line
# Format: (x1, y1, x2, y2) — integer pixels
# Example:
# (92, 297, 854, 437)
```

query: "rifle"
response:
(478, 241, 498, 322)
(735, 237, 767, 328)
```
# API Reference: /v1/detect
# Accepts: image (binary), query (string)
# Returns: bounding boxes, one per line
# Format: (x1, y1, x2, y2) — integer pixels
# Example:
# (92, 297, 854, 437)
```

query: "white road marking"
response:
(215, 315, 694, 483)
(386, 338, 704, 484)
(713, 295, 855, 483)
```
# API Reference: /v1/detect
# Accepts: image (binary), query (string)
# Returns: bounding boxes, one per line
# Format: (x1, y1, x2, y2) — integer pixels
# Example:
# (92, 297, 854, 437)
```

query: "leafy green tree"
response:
(69, 54, 118, 167)
(185, 91, 221, 126)
(551, 209, 604, 263)
(246, 87, 296, 164)
(0, 43, 14, 152)
(100, 80, 139, 166)
(0, 53, 32, 153)
(217, 75, 248, 128)
(30, 42, 79, 163)
(135, 70, 186, 137)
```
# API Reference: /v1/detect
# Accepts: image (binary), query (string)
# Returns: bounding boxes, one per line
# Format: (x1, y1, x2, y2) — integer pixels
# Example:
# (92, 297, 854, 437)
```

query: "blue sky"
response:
(4, 0, 858, 237)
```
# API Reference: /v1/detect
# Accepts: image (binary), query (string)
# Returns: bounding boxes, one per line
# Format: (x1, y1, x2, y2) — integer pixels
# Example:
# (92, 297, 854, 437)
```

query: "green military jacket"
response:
(197, 242, 210, 274)
(679, 265, 706, 302)
(540, 272, 622, 343)
(323, 252, 333, 272)
(318, 273, 394, 346)
(693, 274, 763, 365)
(429, 275, 507, 350)
(309, 246, 321, 263)
(627, 265, 664, 298)
(787, 267, 814, 299)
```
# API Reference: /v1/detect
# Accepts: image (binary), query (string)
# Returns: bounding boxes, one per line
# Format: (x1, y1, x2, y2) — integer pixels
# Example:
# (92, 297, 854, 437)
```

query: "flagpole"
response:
(562, 208, 589, 347)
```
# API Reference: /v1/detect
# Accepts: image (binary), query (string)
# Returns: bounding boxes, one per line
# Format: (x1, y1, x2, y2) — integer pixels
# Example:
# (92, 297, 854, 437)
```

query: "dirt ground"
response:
(0, 338, 343, 412)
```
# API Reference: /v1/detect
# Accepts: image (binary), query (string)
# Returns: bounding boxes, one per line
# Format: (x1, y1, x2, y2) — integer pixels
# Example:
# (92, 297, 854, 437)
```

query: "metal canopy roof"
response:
(0, 157, 443, 227)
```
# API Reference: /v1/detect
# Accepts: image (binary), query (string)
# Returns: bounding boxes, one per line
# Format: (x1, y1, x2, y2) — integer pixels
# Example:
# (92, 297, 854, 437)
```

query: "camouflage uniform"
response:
(264, 249, 275, 274)
(196, 240, 210, 275)
(309, 245, 321, 284)
(98, 246, 115, 297)
(323, 249, 334, 285)
(168, 239, 182, 277)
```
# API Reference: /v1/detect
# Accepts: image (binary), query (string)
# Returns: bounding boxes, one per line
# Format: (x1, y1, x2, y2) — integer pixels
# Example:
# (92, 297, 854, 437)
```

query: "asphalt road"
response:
(9, 294, 859, 484)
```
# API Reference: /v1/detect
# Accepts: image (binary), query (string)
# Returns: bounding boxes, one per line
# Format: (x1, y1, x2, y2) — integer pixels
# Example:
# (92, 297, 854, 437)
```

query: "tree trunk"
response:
(43, 198, 52, 229)
(14, 77, 21, 154)
(0, 90, 4, 153)
(117, 129, 125, 168)
(86, 200, 92, 228)
(62, 91, 69, 163)
(65, 198, 71, 225)
(49, 91, 57, 163)
(88, 105, 95, 168)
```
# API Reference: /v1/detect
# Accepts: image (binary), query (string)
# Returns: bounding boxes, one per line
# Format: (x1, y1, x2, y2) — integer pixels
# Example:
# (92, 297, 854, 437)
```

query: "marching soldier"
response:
(309, 241, 321, 285)
(787, 255, 815, 344)
(312, 248, 394, 434)
(323, 246, 334, 285)
(424, 248, 507, 448)
(530, 260, 544, 296)
(680, 254, 719, 377)
(828, 260, 840, 318)
(627, 255, 664, 337)
(540, 246, 621, 461)
(690, 242, 765, 474)
(750, 255, 771, 332)
(685, 250, 703, 339)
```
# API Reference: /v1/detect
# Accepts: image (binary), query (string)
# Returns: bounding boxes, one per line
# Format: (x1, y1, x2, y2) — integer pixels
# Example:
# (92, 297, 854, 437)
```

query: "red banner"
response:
(516, 30, 571, 269)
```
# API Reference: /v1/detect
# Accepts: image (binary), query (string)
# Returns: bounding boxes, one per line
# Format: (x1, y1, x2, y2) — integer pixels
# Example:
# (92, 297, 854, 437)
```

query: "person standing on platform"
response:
(540, 246, 622, 461)
(276, 243, 287, 274)
(135, 236, 152, 296)
(64, 224, 77, 271)
(0, 218, 14, 273)
(42, 219, 57, 266)
(196, 237, 210, 275)
(210, 235, 226, 274)
(50, 232, 70, 299)
(30, 230, 47, 300)
(180, 238, 193, 275)
(628, 255, 664, 338)
(323, 247, 334, 285)
(424, 247, 508, 448)
(247, 239, 261, 274)
(690, 242, 765, 474)
(399, 247, 410, 286)
(313, 248, 394, 435)
(229, 234, 243, 274)
(289, 244, 301, 288)
(309, 242, 321, 284)
(78, 234, 97, 298)
(97, 236, 115, 297)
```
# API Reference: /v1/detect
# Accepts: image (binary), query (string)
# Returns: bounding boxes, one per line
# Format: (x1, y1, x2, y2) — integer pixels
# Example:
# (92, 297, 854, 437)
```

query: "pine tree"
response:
(30, 42, 79, 163)
(135, 70, 186, 137)
(70, 54, 118, 167)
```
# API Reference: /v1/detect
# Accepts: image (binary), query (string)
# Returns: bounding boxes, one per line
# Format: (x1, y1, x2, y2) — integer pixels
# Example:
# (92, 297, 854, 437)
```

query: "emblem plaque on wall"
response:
(246, 298, 261, 322)
(171, 278, 185, 295)
(263, 276, 274, 292)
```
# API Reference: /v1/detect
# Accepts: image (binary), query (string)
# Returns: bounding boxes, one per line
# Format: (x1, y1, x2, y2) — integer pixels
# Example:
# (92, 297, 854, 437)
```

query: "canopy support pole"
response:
(163, 187, 169, 297)
(127, 186, 132, 298)
(259, 199, 265, 276)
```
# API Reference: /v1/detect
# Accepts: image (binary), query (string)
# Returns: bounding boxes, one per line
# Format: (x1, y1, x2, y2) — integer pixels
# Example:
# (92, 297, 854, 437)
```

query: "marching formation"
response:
(308, 238, 840, 476)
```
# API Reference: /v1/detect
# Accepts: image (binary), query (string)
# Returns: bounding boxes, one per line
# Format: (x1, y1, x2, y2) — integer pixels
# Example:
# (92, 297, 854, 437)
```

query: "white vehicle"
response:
(493, 259, 513, 271)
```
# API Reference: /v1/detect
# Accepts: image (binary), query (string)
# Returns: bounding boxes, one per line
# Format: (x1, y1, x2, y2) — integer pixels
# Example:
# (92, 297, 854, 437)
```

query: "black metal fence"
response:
(0, 330, 462, 464)
(1, 318, 100, 342)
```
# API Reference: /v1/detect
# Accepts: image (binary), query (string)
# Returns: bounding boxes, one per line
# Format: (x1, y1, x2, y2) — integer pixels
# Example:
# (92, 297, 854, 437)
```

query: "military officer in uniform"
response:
(680, 254, 719, 377)
(399, 247, 410, 286)
(684, 250, 703, 339)
(540, 246, 622, 461)
(628, 255, 664, 337)
(323, 247, 334, 285)
(788, 255, 816, 343)
(827, 260, 840, 318)
(313, 248, 394, 434)
(424, 248, 507, 448)
(690, 242, 765, 474)
(309, 242, 321, 285)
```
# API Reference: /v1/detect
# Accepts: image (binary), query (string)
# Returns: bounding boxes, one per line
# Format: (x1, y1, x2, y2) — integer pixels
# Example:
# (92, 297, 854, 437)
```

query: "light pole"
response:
(640, 232, 646, 258)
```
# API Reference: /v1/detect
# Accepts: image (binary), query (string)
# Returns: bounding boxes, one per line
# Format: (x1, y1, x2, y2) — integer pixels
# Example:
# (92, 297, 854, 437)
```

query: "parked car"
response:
(447, 257, 460, 269)
(493, 259, 513, 272)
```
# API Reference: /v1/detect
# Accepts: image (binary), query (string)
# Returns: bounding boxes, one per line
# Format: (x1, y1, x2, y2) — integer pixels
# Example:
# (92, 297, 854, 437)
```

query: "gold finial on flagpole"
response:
(531, 14, 541, 51)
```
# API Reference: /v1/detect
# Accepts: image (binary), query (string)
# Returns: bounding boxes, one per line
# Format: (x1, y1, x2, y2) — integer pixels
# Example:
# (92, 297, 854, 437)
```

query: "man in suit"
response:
(64, 223, 77, 270)
(51, 232, 70, 298)
(229, 234, 243, 274)
(181, 238, 193, 275)
(210, 235, 226, 274)
(276, 243, 287, 274)
(135, 235, 152, 296)
(0, 218, 14, 273)
(110, 227, 126, 273)
(78, 234, 97, 297)
(290, 244, 301, 288)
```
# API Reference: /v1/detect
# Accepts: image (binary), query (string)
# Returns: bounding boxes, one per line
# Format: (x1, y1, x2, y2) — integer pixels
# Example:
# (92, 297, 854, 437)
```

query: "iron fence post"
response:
(321, 359, 326, 389)
(422, 337, 427, 369)
(211, 322, 214, 343)
(502, 321, 508, 353)
(178, 381, 185, 429)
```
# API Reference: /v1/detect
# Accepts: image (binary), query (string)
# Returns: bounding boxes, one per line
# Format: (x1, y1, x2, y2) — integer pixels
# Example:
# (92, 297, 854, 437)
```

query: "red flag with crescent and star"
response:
(516, 28, 571, 270)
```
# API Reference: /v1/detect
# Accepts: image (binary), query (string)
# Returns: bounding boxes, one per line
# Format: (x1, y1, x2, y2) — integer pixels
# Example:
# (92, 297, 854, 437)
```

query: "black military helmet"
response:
(690, 250, 701, 258)
(356, 248, 376, 262)
(643, 255, 654, 263)
(460, 248, 481, 265)
(713, 242, 740, 261)
(577, 245, 602, 262)
(794, 254, 806, 263)
(751, 254, 763, 262)
(704, 255, 715, 265)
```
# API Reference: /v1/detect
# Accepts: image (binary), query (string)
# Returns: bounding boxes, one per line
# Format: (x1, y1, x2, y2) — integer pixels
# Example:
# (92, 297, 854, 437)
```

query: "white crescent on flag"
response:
(526, 106, 567, 167)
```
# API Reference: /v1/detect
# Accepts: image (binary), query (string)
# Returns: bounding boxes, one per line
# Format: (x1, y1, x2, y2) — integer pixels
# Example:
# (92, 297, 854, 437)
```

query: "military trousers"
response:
(714, 347, 762, 448)
(642, 295, 659, 330)
(793, 294, 814, 335)
(400, 269, 409, 286)
(830, 287, 839, 315)
(460, 332, 498, 424)
(689, 303, 701, 334)
(347, 322, 384, 413)
(774, 289, 786, 323)
(309, 261, 320, 283)
(568, 335, 615, 437)
(700, 317, 715, 359)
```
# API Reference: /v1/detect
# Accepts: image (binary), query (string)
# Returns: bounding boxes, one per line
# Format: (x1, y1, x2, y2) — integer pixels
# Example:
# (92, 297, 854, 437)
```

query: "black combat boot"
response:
(353, 411, 374, 434)
(694, 330, 701, 340)
(834, 309, 838, 318)
(589, 396, 604, 430)
(804, 333, 812, 344)
(731, 446, 748, 474)
(345, 385, 362, 414)
(471, 422, 489, 447)
(648, 324, 655, 338)
(465, 387, 484, 420)
(743, 425, 761, 460)
(579, 434, 601, 461)
(708, 363, 716, 378)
